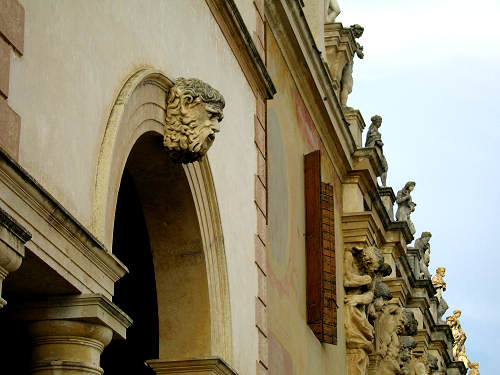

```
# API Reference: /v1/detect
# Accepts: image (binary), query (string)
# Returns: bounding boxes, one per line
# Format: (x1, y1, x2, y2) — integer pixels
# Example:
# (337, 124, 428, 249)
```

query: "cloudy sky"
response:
(338, 1, 500, 373)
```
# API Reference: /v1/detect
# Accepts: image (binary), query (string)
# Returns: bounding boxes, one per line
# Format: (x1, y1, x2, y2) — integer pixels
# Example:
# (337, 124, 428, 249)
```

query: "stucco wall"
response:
(266, 28, 346, 375)
(8, 1, 258, 374)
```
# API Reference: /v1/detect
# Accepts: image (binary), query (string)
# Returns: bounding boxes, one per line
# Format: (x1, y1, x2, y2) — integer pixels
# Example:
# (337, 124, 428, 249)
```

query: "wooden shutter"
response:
(304, 150, 337, 344)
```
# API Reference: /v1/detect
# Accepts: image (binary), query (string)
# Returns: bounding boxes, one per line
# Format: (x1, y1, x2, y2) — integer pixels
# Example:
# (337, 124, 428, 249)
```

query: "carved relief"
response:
(165, 78, 225, 163)
(365, 115, 389, 187)
(344, 246, 385, 375)
(395, 182, 416, 234)
(375, 300, 404, 375)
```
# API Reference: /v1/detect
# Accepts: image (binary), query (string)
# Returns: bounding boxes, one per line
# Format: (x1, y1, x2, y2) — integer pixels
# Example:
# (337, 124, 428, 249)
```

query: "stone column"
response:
(0, 207, 31, 308)
(6, 294, 132, 375)
(28, 320, 112, 375)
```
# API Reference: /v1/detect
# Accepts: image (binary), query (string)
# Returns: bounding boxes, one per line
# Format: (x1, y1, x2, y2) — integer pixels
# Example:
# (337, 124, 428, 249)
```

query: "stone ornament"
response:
(395, 181, 416, 234)
(340, 25, 364, 107)
(325, 0, 341, 23)
(165, 77, 225, 163)
(468, 362, 480, 375)
(344, 245, 385, 375)
(431, 267, 446, 300)
(374, 300, 404, 375)
(446, 309, 470, 366)
(365, 115, 389, 187)
(414, 232, 432, 280)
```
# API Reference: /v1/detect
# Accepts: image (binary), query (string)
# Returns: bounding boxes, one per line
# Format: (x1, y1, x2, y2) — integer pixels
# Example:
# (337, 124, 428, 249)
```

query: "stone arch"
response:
(93, 68, 232, 363)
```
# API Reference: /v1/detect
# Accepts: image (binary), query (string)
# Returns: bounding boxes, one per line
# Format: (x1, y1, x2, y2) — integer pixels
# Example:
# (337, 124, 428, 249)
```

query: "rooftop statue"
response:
(395, 181, 416, 234)
(431, 267, 446, 299)
(325, 0, 341, 23)
(469, 362, 480, 375)
(414, 232, 432, 279)
(344, 245, 385, 375)
(446, 309, 470, 365)
(165, 77, 225, 163)
(365, 115, 389, 187)
(340, 25, 364, 107)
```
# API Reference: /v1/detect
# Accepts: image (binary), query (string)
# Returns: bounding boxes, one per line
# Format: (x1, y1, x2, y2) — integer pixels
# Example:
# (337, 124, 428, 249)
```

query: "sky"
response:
(338, 1, 500, 373)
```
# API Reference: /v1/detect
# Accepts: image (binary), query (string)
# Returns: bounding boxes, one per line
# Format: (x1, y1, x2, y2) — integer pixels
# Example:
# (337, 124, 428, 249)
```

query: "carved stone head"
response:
(402, 309, 418, 336)
(350, 24, 364, 38)
(436, 267, 446, 277)
(358, 245, 384, 275)
(403, 181, 416, 192)
(370, 115, 382, 127)
(165, 78, 225, 163)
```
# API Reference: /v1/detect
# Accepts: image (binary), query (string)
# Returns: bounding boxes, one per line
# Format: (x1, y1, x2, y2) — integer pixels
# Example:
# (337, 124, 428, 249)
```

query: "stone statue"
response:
(414, 232, 432, 279)
(427, 354, 439, 374)
(339, 25, 364, 107)
(395, 182, 416, 234)
(399, 310, 418, 374)
(431, 267, 446, 300)
(436, 297, 449, 323)
(344, 245, 385, 375)
(446, 310, 469, 362)
(375, 300, 404, 375)
(365, 115, 389, 187)
(468, 362, 480, 375)
(325, 0, 341, 23)
(165, 77, 225, 163)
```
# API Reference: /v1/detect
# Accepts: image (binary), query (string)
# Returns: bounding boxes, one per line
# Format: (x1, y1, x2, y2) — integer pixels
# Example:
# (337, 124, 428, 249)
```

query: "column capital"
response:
(0, 206, 31, 307)
(5, 293, 132, 339)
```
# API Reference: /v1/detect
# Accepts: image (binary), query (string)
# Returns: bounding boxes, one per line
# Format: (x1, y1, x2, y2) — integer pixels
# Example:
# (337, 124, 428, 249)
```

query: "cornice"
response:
(265, 0, 355, 179)
(0, 205, 31, 243)
(0, 146, 128, 284)
(205, 0, 276, 99)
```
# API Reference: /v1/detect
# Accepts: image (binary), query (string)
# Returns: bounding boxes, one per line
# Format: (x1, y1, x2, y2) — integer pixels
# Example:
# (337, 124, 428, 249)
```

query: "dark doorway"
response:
(101, 169, 159, 375)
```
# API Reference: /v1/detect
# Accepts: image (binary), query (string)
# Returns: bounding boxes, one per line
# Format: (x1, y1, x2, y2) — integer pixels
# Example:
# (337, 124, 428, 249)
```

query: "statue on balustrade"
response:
(395, 182, 416, 234)
(344, 245, 385, 375)
(325, 0, 341, 23)
(340, 24, 364, 107)
(468, 362, 480, 375)
(431, 267, 446, 300)
(414, 232, 432, 280)
(365, 115, 389, 187)
(446, 309, 471, 366)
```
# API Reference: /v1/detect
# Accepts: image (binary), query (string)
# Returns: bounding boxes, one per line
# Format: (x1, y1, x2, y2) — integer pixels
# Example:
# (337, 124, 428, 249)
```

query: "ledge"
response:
(0, 206, 31, 243)
(147, 357, 238, 375)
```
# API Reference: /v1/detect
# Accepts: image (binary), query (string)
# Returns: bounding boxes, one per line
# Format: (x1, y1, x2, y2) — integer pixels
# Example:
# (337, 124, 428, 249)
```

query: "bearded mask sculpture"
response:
(164, 78, 225, 163)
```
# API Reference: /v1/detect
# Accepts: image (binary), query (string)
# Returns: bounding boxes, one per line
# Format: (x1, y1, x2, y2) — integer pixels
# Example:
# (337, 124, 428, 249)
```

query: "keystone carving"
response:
(164, 78, 225, 163)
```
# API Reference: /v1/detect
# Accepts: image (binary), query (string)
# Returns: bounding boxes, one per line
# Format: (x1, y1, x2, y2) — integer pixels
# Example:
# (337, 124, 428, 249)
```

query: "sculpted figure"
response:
(395, 182, 416, 234)
(344, 246, 384, 375)
(375, 300, 404, 375)
(339, 25, 364, 107)
(399, 310, 418, 374)
(414, 232, 432, 279)
(446, 310, 468, 361)
(431, 267, 446, 300)
(468, 362, 480, 375)
(427, 354, 439, 374)
(165, 77, 225, 163)
(325, 0, 341, 23)
(365, 115, 389, 186)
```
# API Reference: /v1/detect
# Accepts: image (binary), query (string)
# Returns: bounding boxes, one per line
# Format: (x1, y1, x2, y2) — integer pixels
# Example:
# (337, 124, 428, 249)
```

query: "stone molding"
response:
(5, 293, 132, 339)
(266, 0, 355, 179)
(148, 357, 238, 375)
(0, 147, 128, 298)
(204, 0, 275, 100)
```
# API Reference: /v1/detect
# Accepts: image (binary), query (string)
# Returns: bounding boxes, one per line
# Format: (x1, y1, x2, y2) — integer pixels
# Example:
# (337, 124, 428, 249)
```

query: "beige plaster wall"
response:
(8, 1, 258, 374)
(266, 28, 346, 375)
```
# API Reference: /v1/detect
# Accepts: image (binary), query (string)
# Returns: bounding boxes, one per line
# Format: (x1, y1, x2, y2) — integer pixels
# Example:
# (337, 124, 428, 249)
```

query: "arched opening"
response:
(102, 132, 211, 374)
